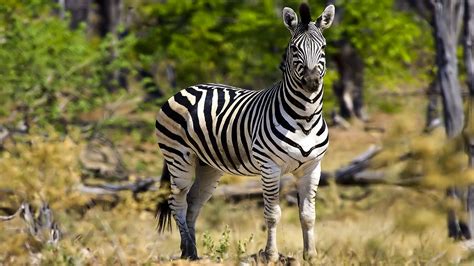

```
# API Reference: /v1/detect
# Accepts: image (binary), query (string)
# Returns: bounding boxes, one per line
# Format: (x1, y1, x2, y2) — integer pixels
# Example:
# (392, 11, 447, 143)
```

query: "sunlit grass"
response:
(2, 98, 474, 264)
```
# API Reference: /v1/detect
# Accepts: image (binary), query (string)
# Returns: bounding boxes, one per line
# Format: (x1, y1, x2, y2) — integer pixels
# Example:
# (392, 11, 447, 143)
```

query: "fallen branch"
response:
(76, 145, 423, 207)
(0, 202, 61, 248)
(76, 146, 388, 203)
(0, 205, 21, 221)
(330, 110, 351, 129)
(333, 145, 383, 185)
(78, 177, 159, 196)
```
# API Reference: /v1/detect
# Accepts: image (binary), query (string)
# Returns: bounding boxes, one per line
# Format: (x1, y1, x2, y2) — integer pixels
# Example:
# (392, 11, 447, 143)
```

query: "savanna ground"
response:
(2, 95, 474, 265)
(3, 0, 473, 264)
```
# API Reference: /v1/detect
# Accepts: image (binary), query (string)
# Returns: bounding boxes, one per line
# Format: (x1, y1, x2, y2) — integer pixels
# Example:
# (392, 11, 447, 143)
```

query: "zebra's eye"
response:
(321, 45, 326, 50)
(291, 45, 298, 53)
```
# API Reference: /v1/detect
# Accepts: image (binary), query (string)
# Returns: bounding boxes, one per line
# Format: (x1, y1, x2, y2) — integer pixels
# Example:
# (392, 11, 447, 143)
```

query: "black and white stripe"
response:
(155, 3, 335, 262)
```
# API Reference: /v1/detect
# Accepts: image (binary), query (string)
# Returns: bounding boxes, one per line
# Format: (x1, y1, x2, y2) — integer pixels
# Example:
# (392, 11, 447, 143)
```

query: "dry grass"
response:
(2, 97, 474, 264)
(1, 186, 464, 264)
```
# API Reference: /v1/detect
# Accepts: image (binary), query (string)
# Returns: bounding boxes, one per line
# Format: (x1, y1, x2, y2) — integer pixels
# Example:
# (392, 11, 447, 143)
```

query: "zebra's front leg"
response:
(295, 161, 321, 260)
(260, 165, 282, 262)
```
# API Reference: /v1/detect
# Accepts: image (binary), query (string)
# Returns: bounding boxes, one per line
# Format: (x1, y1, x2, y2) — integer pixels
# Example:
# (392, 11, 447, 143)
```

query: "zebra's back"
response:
(156, 83, 264, 176)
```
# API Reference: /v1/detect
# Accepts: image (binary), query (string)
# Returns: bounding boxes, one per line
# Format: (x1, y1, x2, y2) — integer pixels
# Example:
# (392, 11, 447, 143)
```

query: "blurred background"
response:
(1, 0, 474, 264)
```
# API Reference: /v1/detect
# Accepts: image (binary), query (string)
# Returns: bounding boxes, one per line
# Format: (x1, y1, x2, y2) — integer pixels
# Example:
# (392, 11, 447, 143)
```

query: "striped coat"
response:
(155, 3, 335, 262)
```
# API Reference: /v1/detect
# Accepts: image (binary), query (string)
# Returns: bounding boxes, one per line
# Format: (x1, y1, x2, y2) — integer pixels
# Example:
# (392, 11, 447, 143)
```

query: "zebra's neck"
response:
(279, 72, 324, 122)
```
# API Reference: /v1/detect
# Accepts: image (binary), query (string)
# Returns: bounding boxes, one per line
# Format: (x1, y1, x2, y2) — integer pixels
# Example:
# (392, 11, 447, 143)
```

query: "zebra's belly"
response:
(192, 140, 261, 176)
(207, 159, 260, 176)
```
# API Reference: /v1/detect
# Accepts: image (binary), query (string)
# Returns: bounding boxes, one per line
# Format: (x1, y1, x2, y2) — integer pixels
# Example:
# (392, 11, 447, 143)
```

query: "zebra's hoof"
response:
(262, 249, 279, 263)
(303, 250, 317, 261)
(248, 249, 299, 265)
(180, 239, 198, 260)
(279, 254, 300, 266)
(253, 249, 279, 263)
(180, 253, 199, 261)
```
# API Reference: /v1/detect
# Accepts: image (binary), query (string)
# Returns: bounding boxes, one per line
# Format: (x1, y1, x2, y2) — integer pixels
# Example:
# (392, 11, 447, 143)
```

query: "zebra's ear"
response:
(315, 5, 335, 31)
(282, 7, 298, 32)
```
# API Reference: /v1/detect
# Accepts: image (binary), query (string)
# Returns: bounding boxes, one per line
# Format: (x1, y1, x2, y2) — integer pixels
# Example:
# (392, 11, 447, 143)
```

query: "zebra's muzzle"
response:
(302, 66, 321, 92)
(302, 77, 319, 91)
(302, 74, 321, 92)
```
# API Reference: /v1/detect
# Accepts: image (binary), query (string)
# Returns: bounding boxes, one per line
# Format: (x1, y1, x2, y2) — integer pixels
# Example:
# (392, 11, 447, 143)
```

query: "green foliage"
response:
(327, 0, 434, 89)
(202, 224, 231, 260)
(134, 0, 302, 91)
(0, 0, 435, 124)
(0, 2, 137, 125)
(237, 233, 254, 259)
(202, 231, 215, 256)
(376, 98, 403, 114)
(130, 0, 434, 112)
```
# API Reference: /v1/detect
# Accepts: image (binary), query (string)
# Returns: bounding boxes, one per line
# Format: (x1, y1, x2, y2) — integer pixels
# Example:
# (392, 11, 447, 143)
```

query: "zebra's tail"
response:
(156, 163, 173, 233)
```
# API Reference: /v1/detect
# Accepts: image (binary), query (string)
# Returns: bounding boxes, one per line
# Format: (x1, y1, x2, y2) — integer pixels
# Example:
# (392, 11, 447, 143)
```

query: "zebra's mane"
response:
(299, 3, 311, 29)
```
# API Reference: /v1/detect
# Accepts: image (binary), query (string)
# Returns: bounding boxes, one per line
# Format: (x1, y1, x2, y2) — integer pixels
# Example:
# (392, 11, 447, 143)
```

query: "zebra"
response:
(155, 3, 334, 262)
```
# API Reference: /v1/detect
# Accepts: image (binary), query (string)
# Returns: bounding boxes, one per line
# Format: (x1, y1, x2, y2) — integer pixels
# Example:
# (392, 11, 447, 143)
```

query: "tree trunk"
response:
(62, 0, 127, 92)
(398, 0, 443, 132)
(332, 39, 366, 120)
(447, 187, 471, 239)
(432, 0, 465, 138)
(425, 79, 442, 131)
(64, 0, 90, 29)
(423, 0, 467, 240)
(95, 0, 121, 37)
(463, 0, 474, 238)
(465, 0, 474, 96)
(400, 0, 432, 21)
(325, 0, 366, 121)
(94, 0, 128, 92)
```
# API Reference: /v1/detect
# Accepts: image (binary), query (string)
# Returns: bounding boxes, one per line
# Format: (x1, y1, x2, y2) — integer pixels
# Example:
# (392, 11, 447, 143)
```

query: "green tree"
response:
(0, 1, 136, 125)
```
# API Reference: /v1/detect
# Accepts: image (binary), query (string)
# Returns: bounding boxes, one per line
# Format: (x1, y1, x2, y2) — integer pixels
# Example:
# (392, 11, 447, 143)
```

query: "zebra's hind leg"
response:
(186, 162, 222, 251)
(166, 157, 197, 260)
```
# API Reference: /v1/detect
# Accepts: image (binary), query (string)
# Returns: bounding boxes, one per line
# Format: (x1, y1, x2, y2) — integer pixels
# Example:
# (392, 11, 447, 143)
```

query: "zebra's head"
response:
(282, 4, 335, 93)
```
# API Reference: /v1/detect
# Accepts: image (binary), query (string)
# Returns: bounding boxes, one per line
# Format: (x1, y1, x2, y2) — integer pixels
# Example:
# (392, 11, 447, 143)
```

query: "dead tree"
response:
(432, 0, 465, 138)
(431, 0, 468, 240)
(332, 39, 366, 120)
(406, 0, 474, 240)
(425, 0, 474, 241)
(401, 0, 441, 131)
(59, 0, 90, 29)
(60, 0, 128, 92)
(61, 0, 121, 37)
(403, 0, 461, 133)
(325, 0, 366, 120)
(0, 202, 61, 249)
(425, 79, 443, 131)
(463, 0, 474, 239)
(407, 0, 467, 239)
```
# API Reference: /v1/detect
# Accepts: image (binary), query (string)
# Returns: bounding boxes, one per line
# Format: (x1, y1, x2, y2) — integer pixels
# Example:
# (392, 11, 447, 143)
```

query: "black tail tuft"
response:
(156, 163, 173, 233)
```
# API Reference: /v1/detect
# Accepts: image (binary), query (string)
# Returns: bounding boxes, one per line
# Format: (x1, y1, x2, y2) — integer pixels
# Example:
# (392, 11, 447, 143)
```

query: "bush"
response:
(0, 2, 137, 125)
(0, 127, 87, 209)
